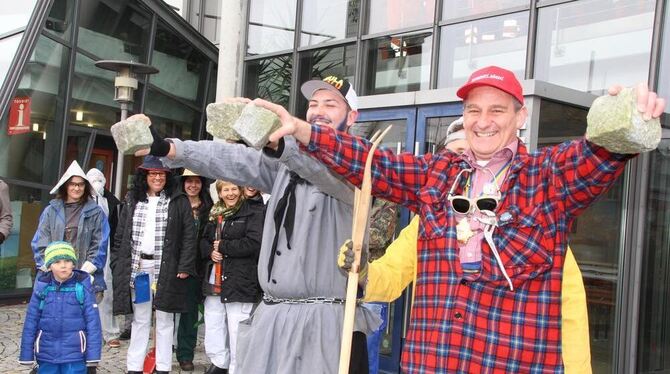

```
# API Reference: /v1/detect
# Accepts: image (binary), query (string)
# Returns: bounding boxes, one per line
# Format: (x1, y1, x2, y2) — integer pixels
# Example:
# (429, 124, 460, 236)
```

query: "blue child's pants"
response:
(38, 361, 87, 374)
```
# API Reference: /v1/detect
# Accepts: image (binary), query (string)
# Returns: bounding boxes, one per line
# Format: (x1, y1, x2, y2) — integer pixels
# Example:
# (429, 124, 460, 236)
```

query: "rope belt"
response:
(263, 294, 346, 305)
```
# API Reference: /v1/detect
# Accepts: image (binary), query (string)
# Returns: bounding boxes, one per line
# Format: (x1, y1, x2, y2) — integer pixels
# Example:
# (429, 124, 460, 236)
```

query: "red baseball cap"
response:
(456, 66, 524, 104)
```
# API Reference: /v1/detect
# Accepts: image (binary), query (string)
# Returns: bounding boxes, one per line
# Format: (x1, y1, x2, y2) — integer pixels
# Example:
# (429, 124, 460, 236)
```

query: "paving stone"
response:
(0, 303, 210, 373)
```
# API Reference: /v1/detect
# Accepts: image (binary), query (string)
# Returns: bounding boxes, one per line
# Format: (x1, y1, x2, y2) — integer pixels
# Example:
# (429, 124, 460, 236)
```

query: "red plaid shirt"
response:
(305, 125, 631, 373)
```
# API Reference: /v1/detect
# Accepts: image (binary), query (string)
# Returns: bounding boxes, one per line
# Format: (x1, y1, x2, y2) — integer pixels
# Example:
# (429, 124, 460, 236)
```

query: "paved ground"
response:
(0, 302, 210, 373)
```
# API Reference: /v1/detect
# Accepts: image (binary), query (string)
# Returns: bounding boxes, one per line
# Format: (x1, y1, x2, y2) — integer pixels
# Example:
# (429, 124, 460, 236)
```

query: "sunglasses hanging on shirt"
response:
(447, 168, 502, 215)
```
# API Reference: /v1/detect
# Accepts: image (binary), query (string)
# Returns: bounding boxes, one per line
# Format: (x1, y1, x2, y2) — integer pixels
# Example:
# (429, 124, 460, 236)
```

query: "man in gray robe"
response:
(141, 76, 380, 374)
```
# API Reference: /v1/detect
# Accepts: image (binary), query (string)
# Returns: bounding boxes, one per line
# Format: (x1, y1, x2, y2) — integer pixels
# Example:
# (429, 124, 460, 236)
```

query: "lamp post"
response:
(94, 60, 159, 199)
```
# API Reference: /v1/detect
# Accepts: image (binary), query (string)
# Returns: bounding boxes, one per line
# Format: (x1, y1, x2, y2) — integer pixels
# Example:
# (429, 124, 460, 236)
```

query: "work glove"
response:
(148, 125, 171, 157)
(337, 239, 368, 281)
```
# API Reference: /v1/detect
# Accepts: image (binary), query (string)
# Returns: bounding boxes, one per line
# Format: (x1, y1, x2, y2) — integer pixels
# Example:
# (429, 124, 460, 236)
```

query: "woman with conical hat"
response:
(31, 160, 110, 297)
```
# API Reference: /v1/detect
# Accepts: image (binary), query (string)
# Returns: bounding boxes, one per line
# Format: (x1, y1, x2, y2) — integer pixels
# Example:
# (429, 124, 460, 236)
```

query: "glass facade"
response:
(296, 44, 357, 118)
(364, 32, 432, 95)
(367, 0, 435, 34)
(636, 3, 670, 373)
(442, 0, 528, 21)
(247, 0, 297, 55)
(0, 2, 40, 90)
(534, 0, 656, 94)
(301, 0, 359, 46)
(244, 54, 292, 109)
(438, 11, 529, 88)
(0, 2, 39, 35)
(0, 0, 217, 296)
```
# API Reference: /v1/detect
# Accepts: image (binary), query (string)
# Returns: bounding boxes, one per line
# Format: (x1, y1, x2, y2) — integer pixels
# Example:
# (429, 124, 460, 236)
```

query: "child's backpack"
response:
(37, 282, 85, 311)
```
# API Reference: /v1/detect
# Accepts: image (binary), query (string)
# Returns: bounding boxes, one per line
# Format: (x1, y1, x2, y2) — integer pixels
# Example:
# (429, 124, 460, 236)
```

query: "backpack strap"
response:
(38, 283, 85, 310)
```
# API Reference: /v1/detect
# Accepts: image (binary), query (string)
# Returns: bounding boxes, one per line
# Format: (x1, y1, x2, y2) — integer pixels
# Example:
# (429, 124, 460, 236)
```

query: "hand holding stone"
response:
(586, 83, 666, 154)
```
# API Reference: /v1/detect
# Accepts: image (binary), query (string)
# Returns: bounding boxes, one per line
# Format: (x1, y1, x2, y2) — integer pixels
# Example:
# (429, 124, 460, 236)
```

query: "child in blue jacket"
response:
(19, 241, 102, 373)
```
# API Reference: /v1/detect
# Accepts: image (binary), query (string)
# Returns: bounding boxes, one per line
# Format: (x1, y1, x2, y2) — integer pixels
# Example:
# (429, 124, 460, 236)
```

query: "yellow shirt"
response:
(366, 216, 592, 373)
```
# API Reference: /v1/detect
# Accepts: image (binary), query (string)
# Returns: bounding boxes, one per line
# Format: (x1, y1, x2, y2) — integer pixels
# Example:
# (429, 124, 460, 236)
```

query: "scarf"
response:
(129, 191, 170, 287)
(208, 198, 244, 222)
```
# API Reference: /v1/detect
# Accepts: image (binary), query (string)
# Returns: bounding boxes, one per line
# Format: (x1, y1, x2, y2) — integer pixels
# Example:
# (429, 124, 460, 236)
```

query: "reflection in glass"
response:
(637, 139, 670, 373)
(44, 0, 74, 41)
(301, 0, 359, 46)
(537, 100, 587, 142)
(534, 0, 655, 94)
(0, 34, 23, 89)
(442, 0, 528, 21)
(65, 129, 92, 167)
(247, 0, 297, 55)
(189, 0, 201, 30)
(438, 12, 528, 88)
(350, 119, 407, 152)
(0, 36, 65, 186)
(144, 88, 198, 141)
(203, 0, 222, 44)
(152, 23, 208, 105)
(425, 116, 461, 153)
(0, 181, 45, 293)
(537, 99, 622, 373)
(296, 44, 357, 119)
(244, 55, 292, 109)
(571, 178, 624, 374)
(77, 0, 151, 61)
(367, 0, 435, 34)
(0, 1, 38, 36)
(71, 53, 118, 131)
(364, 33, 432, 95)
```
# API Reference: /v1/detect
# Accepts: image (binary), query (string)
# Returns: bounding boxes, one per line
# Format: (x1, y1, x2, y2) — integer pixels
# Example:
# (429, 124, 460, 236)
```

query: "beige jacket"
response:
(0, 180, 13, 238)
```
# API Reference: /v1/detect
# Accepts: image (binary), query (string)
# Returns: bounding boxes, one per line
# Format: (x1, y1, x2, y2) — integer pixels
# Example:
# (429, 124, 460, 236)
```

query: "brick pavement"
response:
(0, 302, 210, 373)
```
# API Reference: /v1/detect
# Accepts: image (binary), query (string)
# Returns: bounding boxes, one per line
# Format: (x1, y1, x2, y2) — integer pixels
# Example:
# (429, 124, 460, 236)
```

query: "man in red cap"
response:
(256, 66, 665, 372)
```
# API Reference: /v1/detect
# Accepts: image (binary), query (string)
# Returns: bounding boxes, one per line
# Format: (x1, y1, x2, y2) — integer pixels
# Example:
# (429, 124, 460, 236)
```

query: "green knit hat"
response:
(45, 241, 77, 269)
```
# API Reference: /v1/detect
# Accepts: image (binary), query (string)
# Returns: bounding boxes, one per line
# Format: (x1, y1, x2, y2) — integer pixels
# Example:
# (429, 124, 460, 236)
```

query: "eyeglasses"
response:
(147, 171, 166, 178)
(447, 168, 501, 214)
(67, 181, 86, 189)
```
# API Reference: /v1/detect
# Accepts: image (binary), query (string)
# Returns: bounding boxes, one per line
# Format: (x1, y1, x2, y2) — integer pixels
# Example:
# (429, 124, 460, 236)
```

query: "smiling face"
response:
(50, 259, 75, 282)
(66, 176, 86, 203)
(306, 89, 358, 131)
(218, 181, 241, 208)
(243, 186, 259, 198)
(146, 170, 167, 196)
(183, 176, 202, 198)
(462, 86, 527, 160)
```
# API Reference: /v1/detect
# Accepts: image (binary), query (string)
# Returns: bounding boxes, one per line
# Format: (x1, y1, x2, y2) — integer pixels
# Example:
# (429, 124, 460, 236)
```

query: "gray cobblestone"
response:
(0, 303, 210, 373)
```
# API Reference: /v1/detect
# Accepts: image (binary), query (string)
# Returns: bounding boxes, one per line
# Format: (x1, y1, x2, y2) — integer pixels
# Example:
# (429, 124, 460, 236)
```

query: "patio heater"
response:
(94, 60, 159, 199)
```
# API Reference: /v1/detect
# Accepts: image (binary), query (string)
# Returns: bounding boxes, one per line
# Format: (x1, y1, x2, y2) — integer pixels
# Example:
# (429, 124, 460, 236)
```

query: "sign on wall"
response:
(7, 97, 31, 136)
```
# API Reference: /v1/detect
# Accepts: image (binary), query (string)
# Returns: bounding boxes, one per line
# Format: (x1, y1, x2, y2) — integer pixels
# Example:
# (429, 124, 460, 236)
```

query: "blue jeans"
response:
(38, 361, 87, 374)
(365, 303, 388, 374)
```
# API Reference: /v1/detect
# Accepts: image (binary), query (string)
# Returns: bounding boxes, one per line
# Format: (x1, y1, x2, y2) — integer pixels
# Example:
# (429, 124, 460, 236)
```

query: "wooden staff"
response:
(338, 126, 392, 374)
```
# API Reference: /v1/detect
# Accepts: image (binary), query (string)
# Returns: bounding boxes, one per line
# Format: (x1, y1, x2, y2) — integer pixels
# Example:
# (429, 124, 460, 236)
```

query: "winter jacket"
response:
(19, 269, 102, 365)
(178, 175, 213, 279)
(103, 189, 121, 248)
(110, 190, 196, 315)
(31, 199, 109, 293)
(200, 199, 264, 303)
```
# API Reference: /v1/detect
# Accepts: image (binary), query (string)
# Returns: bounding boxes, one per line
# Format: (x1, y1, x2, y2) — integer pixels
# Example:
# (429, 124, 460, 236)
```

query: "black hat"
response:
(138, 155, 170, 172)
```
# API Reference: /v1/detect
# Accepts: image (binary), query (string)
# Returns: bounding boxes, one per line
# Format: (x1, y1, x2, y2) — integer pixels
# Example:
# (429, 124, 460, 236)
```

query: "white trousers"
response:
(127, 260, 175, 372)
(99, 243, 119, 341)
(203, 296, 254, 373)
